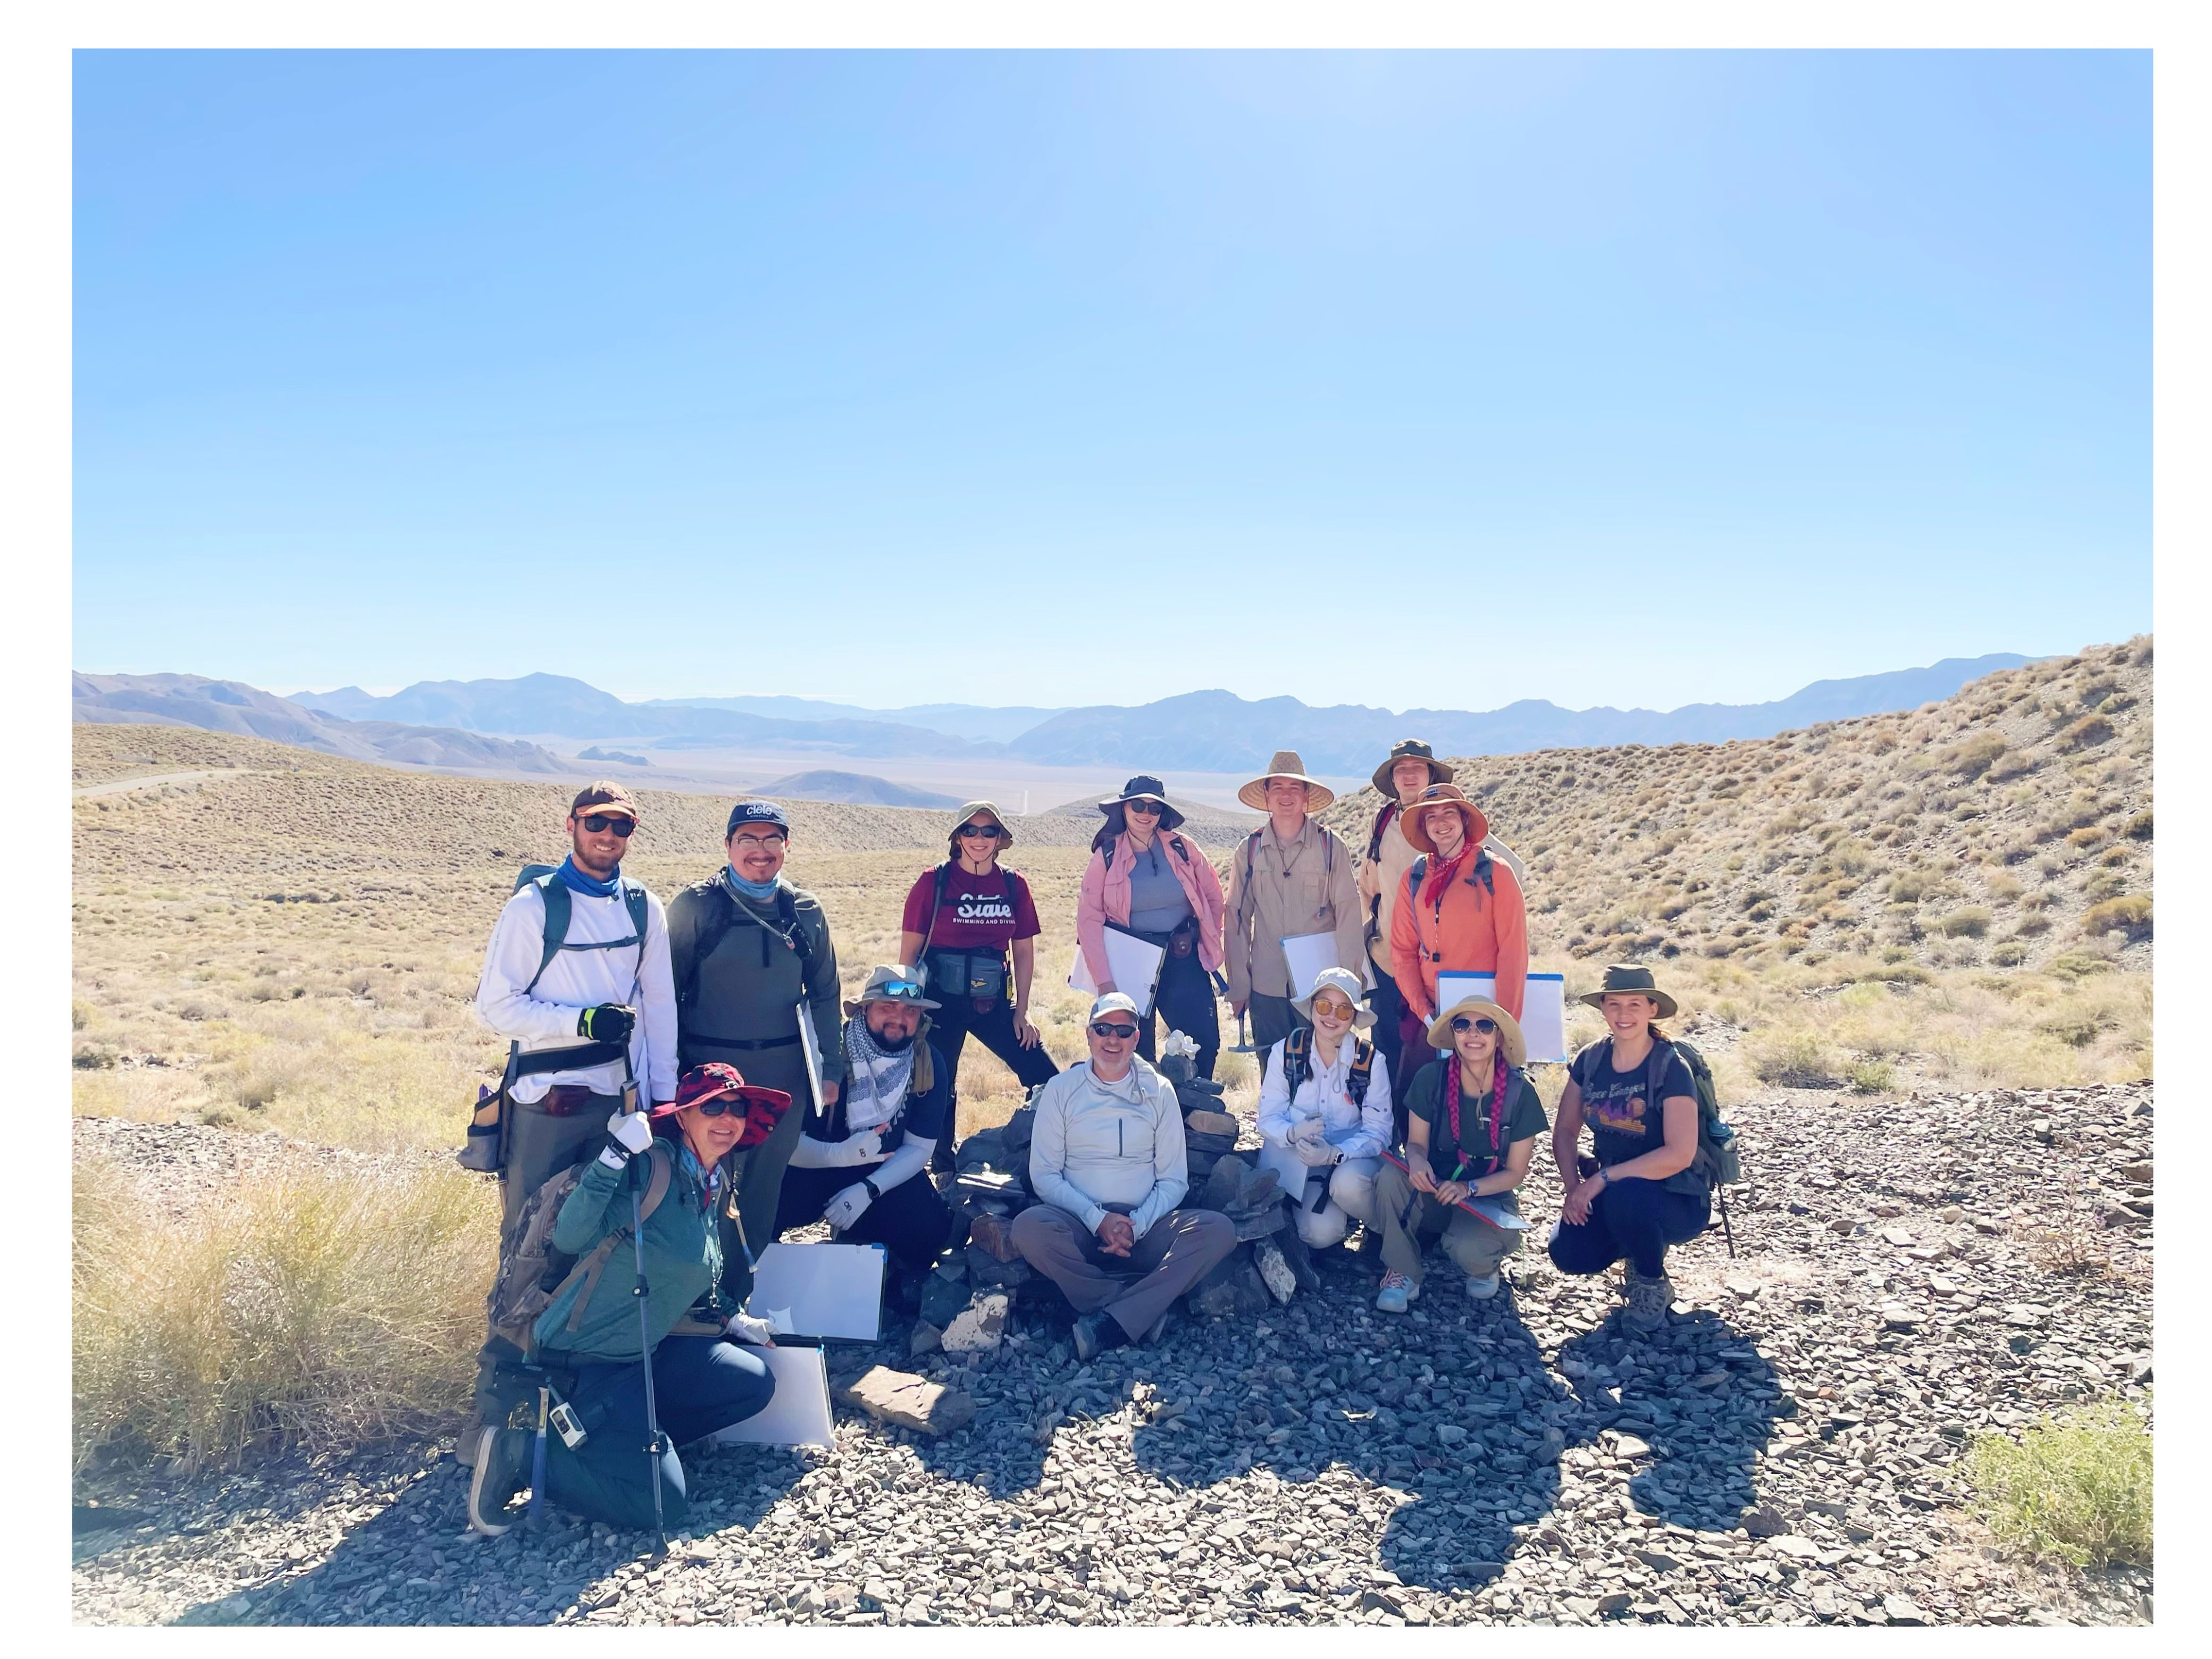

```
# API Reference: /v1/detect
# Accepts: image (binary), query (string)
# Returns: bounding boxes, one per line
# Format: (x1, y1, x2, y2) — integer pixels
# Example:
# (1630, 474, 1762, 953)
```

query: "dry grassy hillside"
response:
(72, 639, 2152, 1161)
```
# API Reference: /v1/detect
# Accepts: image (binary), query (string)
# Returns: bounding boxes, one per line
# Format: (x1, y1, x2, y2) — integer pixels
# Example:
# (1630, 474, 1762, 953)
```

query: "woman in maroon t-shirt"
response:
(898, 801, 1061, 1170)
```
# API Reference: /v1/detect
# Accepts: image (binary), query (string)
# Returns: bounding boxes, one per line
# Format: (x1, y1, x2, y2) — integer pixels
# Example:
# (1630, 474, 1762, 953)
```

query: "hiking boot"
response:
(1375, 1270, 1416, 1314)
(1464, 1271, 1501, 1301)
(466, 1426, 533, 1537)
(1623, 1270, 1675, 1334)
(1142, 1306, 1175, 1348)
(1071, 1311, 1129, 1363)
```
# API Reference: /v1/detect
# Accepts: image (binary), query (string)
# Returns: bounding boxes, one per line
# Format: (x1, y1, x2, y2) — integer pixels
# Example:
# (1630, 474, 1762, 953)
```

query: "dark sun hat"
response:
(1580, 963, 1680, 1020)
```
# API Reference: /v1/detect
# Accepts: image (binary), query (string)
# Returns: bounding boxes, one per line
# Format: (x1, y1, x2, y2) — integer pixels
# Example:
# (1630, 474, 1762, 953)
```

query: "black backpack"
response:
(675, 873, 816, 1009)
(1280, 1024, 1375, 1107)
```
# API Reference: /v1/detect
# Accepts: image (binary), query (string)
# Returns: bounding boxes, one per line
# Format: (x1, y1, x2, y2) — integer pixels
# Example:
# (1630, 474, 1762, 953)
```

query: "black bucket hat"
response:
(1371, 738, 1455, 797)
(1098, 774, 1186, 832)
(1580, 963, 1680, 1020)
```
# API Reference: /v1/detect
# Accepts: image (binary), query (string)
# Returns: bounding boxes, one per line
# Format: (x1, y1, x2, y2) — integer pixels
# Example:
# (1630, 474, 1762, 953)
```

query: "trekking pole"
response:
(1717, 1186, 1736, 1259)
(620, 1059, 669, 1556)
(528, 1386, 549, 1521)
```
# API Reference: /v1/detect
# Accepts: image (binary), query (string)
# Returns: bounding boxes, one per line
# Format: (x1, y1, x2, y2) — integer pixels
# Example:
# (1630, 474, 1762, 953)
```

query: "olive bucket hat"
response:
(1580, 963, 1680, 1020)
(1370, 739, 1455, 798)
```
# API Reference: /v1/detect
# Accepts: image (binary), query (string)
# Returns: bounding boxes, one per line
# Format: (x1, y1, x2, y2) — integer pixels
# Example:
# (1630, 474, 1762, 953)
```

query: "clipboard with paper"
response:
(1433, 971, 1568, 1064)
(1066, 925, 1167, 1017)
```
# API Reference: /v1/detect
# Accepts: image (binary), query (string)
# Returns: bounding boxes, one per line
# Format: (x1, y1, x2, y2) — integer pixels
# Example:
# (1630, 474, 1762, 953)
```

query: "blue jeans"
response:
(1549, 1177, 1710, 1279)
(543, 1334, 774, 1531)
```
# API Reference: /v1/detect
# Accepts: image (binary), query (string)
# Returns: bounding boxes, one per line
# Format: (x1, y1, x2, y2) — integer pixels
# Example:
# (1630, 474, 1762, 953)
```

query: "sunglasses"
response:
(1122, 799, 1162, 816)
(690, 1093, 744, 1116)
(1311, 998, 1356, 1020)
(1451, 1016, 1499, 1035)
(1090, 1021, 1139, 1039)
(579, 814, 636, 835)
(874, 982, 927, 1001)
(957, 824, 1003, 840)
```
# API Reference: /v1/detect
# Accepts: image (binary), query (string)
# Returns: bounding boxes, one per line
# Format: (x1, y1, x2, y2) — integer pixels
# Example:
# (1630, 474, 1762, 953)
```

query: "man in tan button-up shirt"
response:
(1225, 751, 1365, 1053)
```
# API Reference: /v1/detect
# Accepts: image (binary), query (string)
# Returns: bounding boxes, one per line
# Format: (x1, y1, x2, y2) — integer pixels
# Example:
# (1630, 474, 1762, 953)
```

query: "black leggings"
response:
(1138, 950, 1220, 1080)
(926, 990, 1060, 1170)
(1549, 1177, 1711, 1279)
(775, 1160, 956, 1273)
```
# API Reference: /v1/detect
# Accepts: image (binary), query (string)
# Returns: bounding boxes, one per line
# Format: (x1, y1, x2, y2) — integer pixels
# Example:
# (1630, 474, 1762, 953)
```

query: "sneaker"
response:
(1623, 1270, 1675, 1334)
(1142, 1306, 1175, 1347)
(1464, 1272, 1501, 1301)
(466, 1426, 534, 1537)
(1375, 1270, 1415, 1314)
(1071, 1311, 1128, 1363)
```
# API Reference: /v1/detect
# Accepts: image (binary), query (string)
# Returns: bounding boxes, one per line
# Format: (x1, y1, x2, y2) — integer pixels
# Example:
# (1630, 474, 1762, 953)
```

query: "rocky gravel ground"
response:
(72, 1082, 2152, 1627)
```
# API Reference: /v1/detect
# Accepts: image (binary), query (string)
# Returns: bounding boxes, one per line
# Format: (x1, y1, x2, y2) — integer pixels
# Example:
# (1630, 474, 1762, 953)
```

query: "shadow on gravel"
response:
(1553, 1303, 1787, 1534)
(175, 1437, 811, 1627)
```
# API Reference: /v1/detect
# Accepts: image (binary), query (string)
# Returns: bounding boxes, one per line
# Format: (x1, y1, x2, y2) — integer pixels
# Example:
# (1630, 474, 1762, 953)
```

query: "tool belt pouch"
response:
(458, 1079, 505, 1173)
(931, 950, 1009, 1009)
(1167, 916, 1200, 960)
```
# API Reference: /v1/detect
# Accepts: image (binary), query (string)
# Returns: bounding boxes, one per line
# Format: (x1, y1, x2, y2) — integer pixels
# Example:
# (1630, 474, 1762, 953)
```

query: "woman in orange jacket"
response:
(1387, 784, 1529, 1058)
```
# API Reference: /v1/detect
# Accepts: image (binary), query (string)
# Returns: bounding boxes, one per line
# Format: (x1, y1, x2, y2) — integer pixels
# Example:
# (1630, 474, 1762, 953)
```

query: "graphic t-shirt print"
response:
(1587, 1082, 1649, 1136)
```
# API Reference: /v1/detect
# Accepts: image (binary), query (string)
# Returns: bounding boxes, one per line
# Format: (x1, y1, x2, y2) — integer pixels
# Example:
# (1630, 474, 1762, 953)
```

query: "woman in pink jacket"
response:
(1077, 775, 1228, 1079)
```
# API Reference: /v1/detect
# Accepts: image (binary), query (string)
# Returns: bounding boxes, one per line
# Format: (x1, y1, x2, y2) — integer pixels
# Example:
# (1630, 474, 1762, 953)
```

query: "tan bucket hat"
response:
(948, 801, 1013, 857)
(1238, 750, 1337, 813)
(1579, 963, 1679, 1020)
(842, 962, 942, 1018)
(1400, 782, 1490, 856)
(1424, 996, 1527, 1068)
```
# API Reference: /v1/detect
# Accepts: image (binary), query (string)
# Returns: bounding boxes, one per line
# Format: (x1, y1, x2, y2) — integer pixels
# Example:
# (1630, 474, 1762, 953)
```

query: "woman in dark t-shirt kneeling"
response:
(1549, 965, 1712, 1333)
(899, 801, 1060, 1171)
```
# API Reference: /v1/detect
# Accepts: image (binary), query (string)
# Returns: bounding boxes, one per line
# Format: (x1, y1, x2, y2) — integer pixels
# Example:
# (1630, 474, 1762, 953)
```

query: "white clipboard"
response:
(1067, 927, 1167, 1017)
(794, 1000, 828, 1120)
(744, 1242, 885, 1342)
(1280, 931, 1344, 1002)
(1434, 971, 1568, 1064)
(709, 1344, 834, 1449)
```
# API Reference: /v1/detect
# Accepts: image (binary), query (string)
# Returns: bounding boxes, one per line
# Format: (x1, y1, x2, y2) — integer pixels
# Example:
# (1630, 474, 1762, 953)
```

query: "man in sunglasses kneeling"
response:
(774, 966, 957, 1291)
(1012, 994, 1237, 1361)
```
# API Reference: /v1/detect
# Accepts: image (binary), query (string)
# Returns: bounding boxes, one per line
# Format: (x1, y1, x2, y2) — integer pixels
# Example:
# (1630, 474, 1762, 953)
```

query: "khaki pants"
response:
(1011, 1204, 1236, 1341)
(1373, 1158, 1522, 1286)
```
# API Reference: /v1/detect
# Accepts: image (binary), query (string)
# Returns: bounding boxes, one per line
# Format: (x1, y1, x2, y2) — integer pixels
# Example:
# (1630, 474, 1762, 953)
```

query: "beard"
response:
(869, 1025, 917, 1054)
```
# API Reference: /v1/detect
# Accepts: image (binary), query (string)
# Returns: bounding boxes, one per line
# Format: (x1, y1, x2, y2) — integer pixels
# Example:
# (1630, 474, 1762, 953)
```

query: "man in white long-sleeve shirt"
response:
(465, 782, 678, 1452)
(1013, 993, 1236, 1361)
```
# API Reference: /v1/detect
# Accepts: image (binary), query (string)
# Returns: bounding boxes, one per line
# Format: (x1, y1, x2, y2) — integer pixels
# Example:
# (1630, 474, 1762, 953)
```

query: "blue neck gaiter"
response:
(726, 866, 782, 903)
(556, 855, 621, 898)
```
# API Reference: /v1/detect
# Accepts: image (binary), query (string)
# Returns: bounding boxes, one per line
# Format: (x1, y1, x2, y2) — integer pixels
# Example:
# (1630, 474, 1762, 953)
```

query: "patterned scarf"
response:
(842, 1017, 915, 1134)
(1419, 836, 1473, 908)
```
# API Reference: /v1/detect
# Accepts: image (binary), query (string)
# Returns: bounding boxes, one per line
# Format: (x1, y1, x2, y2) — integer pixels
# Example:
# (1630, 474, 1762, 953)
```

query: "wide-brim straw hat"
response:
(1579, 963, 1680, 1020)
(1099, 775, 1187, 832)
(1370, 739, 1455, 798)
(1237, 750, 1337, 813)
(1400, 783, 1491, 856)
(1292, 965, 1376, 1030)
(1424, 997, 1527, 1068)
(948, 800, 1013, 856)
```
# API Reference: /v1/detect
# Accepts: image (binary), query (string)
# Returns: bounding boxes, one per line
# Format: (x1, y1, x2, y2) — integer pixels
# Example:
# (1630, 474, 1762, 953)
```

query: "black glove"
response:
(577, 1003, 636, 1045)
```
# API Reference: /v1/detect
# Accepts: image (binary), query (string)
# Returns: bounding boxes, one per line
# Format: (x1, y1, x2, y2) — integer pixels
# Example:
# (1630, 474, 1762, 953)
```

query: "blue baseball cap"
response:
(725, 800, 791, 837)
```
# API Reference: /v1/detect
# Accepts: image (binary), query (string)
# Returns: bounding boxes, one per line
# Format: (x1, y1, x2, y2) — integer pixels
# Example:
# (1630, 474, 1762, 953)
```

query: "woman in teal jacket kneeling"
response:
(468, 1063, 789, 1537)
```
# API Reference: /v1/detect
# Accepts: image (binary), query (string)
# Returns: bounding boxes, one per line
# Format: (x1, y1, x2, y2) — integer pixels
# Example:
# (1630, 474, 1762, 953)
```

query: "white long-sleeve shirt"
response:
(1256, 1035, 1394, 1162)
(1027, 1058, 1187, 1241)
(474, 877, 678, 1105)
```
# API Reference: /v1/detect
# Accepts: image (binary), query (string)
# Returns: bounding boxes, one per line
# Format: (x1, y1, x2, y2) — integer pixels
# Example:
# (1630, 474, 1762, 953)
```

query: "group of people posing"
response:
(458, 742, 1724, 1540)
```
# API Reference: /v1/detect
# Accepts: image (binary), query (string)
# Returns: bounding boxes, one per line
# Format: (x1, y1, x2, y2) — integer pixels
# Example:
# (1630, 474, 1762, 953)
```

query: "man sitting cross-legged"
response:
(1012, 993, 1237, 1361)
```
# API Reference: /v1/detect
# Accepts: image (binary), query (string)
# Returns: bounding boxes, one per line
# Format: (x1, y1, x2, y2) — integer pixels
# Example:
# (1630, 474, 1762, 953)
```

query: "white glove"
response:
(599, 1109, 655, 1167)
(1296, 1136, 1341, 1168)
(848, 1129, 884, 1165)
(822, 1182, 873, 1233)
(724, 1311, 776, 1347)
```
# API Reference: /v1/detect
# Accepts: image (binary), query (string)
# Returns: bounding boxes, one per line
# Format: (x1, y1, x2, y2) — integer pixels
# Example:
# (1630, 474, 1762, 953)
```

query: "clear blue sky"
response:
(73, 49, 2150, 713)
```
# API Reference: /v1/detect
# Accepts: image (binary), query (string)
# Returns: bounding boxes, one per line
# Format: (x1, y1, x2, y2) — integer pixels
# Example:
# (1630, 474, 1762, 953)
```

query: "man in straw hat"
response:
(1225, 750, 1365, 1053)
(1388, 782, 1530, 1056)
(1369, 995, 1549, 1313)
(775, 966, 957, 1288)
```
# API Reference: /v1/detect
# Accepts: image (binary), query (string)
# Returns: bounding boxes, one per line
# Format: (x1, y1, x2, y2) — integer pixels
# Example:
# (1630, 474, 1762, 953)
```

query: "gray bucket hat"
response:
(842, 962, 941, 1018)
(1293, 966, 1376, 1030)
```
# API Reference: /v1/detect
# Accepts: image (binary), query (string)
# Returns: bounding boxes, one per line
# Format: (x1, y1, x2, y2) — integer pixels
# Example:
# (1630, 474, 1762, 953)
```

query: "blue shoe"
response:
(1375, 1270, 1415, 1314)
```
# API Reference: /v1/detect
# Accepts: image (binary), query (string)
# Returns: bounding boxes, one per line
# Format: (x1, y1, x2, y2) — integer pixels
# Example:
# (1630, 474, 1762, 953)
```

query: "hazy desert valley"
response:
(70, 640, 2152, 1627)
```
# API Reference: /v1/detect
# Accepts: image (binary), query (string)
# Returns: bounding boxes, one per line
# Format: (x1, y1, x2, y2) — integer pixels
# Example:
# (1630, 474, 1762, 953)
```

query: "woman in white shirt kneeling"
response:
(1255, 966, 1395, 1249)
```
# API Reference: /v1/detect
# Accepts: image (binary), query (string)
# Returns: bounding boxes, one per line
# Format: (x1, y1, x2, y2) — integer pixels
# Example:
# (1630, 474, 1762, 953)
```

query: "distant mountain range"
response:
(71, 673, 568, 774)
(756, 770, 966, 809)
(82, 652, 2039, 778)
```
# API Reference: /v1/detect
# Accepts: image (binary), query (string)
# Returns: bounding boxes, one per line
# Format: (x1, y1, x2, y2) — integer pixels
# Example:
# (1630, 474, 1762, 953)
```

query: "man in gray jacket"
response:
(1013, 993, 1237, 1360)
